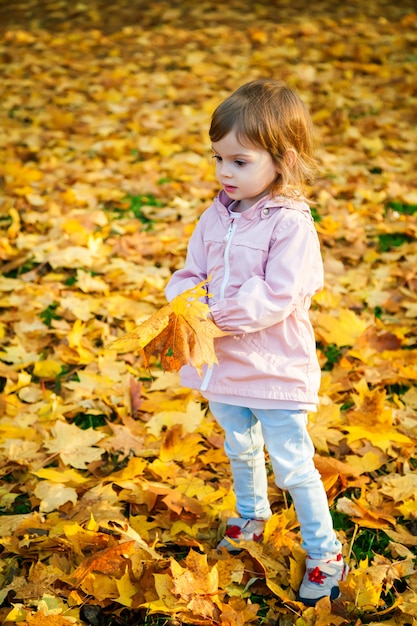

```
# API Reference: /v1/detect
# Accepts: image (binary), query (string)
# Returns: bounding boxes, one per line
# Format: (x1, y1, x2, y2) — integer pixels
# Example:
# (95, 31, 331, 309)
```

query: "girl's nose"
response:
(219, 162, 232, 177)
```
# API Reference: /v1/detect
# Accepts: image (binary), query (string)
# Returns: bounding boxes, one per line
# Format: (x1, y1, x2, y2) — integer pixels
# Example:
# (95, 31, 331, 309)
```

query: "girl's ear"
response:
(284, 148, 297, 168)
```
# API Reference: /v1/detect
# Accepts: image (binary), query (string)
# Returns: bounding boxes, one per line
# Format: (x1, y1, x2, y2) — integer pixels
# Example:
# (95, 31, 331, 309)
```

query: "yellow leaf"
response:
(26, 193, 45, 206)
(345, 423, 412, 452)
(110, 279, 227, 373)
(62, 521, 107, 556)
(66, 319, 96, 364)
(397, 500, 417, 520)
(159, 424, 205, 463)
(100, 520, 161, 559)
(148, 458, 180, 481)
(170, 520, 209, 539)
(116, 569, 140, 607)
(345, 450, 388, 474)
(76, 571, 120, 601)
(144, 572, 186, 613)
(0, 513, 33, 537)
(32, 467, 88, 484)
(379, 473, 417, 503)
(32, 360, 63, 379)
(34, 481, 78, 513)
(171, 550, 219, 598)
(44, 420, 105, 468)
(316, 309, 368, 346)
(313, 596, 348, 625)
(308, 404, 344, 453)
(4, 604, 31, 622)
(239, 540, 294, 602)
(76, 269, 109, 293)
(360, 135, 384, 156)
(386, 525, 417, 547)
(129, 514, 160, 542)
(7, 207, 21, 239)
(145, 400, 206, 437)
(345, 383, 413, 451)
(340, 567, 384, 610)
(3, 161, 42, 186)
(107, 457, 148, 483)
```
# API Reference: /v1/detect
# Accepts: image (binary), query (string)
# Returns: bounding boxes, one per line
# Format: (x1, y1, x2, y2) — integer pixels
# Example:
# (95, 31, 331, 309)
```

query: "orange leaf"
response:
(110, 280, 227, 373)
(26, 613, 74, 626)
(72, 540, 137, 582)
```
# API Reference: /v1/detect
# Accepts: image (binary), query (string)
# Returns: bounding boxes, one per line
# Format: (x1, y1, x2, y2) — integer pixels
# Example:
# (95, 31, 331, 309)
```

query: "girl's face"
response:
(211, 130, 279, 212)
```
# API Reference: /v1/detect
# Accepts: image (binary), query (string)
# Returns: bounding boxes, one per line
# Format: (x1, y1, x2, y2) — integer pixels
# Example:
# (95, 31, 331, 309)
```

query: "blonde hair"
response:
(209, 79, 318, 198)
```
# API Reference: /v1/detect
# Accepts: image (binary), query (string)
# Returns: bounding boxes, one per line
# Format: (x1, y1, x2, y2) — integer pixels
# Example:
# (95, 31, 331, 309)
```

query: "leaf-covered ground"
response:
(0, 1, 417, 624)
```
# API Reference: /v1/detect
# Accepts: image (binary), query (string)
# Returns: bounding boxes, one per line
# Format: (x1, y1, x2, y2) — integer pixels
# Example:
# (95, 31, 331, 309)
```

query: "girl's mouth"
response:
(224, 185, 237, 193)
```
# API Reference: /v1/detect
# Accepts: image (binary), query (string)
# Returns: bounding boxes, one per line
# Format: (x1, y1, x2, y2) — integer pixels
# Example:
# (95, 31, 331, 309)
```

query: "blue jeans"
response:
(209, 402, 341, 559)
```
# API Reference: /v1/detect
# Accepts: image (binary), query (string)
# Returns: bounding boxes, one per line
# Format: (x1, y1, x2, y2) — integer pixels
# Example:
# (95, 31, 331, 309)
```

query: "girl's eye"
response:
(235, 160, 246, 167)
(213, 155, 222, 162)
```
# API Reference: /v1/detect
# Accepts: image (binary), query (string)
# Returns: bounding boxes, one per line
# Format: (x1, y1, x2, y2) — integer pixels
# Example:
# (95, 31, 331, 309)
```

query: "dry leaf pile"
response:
(0, 1, 417, 624)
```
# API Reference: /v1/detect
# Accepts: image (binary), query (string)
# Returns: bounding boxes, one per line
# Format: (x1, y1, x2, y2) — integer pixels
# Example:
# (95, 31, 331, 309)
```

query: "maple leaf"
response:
(313, 455, 364, 503)
(344, 382, 413, 452)
(98, 422, 147, 455)
(315, 309, 369, 346)
(345, 448, 389, 475)
(33, 467, 88, 485)
(171, 550, 219, 599)
(44, 420, 105, 469)
(217, 597, 261, 625)
(336, 489, 397, 529)
(308, 404, 345, 453)
(62, 519, 110, 556)
(159, 424, 205, 463)
(110, 280, 227, 373)
(116, 569, 141, 607)
(304, 596, 348, 626)
(143, 572, 187, 615)
(72, 540, 137, 592)
(339, 559, 384, 610)
(161, 486, 205, 517)
(34, 481, 78, 513)
(145, 399, 206, 437)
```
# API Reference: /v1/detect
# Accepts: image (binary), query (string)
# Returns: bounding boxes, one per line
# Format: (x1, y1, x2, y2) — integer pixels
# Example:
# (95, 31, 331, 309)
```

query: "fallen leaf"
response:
(44, 420, 105, 469)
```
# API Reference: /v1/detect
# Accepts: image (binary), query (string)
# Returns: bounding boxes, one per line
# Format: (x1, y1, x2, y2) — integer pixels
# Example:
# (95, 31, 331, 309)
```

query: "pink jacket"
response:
(165, 191, 324, 408)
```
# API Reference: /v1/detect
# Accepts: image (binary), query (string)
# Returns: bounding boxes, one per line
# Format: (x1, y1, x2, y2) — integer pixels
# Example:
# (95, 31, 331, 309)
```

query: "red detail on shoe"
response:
(225, 525, 241, 539)
(253, 532, 264, 542)
(336, 553, 342, 561)
(308, 567, 326, 585)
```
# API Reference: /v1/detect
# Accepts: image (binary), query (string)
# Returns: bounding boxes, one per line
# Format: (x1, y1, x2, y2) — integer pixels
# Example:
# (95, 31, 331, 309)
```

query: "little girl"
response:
(165, 78, 348, 606)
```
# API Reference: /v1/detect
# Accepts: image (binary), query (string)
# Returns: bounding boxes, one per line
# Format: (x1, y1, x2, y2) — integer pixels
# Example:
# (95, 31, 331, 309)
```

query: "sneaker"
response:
(297, 553, 349, 606)
(217, 517, 265, 552)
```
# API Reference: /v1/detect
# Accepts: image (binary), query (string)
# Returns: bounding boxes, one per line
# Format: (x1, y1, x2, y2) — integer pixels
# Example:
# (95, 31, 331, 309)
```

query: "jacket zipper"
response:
(220, 219, 236, 298)
(200, 218, 237, 392)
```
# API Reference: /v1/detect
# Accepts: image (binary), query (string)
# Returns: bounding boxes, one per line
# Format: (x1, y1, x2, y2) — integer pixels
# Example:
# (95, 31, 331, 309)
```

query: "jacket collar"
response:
(216, 190, 310, 220)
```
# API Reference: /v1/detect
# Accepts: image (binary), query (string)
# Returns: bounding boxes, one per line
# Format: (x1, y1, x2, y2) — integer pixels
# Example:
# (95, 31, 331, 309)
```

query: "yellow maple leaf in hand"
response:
(111, 280, 227, 374)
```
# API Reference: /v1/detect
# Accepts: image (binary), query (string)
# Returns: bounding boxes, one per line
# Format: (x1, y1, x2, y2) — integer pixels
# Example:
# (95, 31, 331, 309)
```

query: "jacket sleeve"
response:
(210, 213, 324, 333)
(164, 215, 208, 302)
